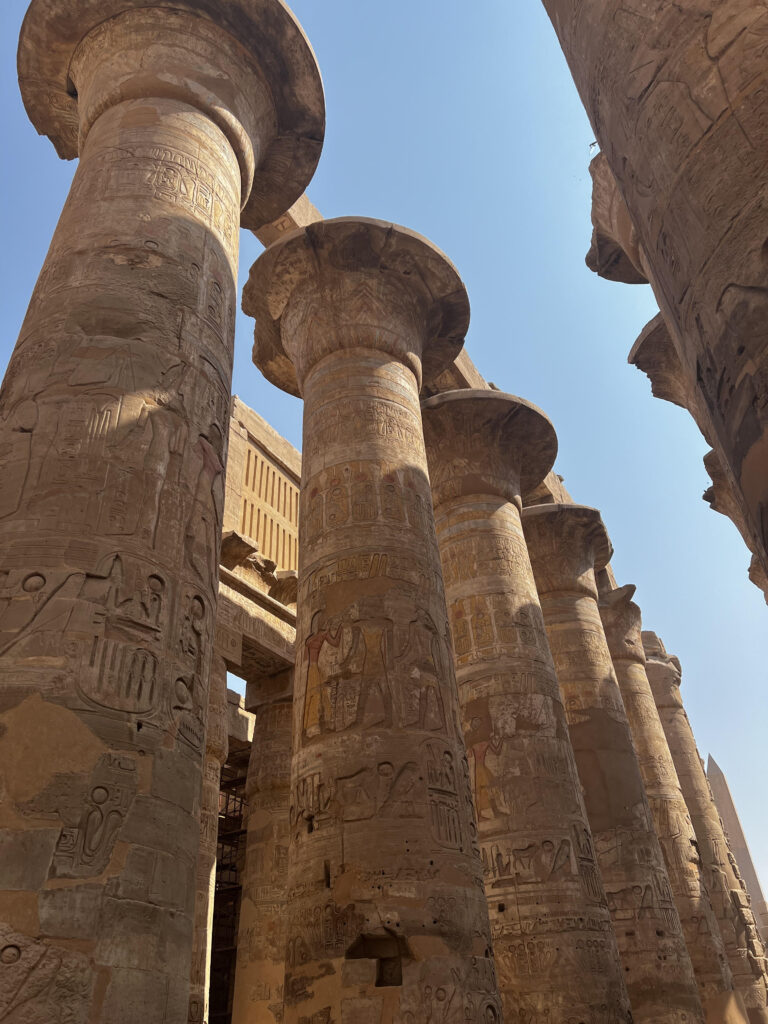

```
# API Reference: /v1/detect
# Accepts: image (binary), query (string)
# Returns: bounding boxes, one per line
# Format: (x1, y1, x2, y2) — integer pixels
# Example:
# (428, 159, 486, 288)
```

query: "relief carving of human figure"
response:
(184, 422, 225, 592)
(397, 609, 447, 732)
(346, 604, 394, 729)
(303, 610, 343, 738)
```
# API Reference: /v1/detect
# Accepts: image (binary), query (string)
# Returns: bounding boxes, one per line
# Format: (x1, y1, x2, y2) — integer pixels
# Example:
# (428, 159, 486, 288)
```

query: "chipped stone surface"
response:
(244, 217, 502, 1022)
(423, 390, 631, 1023)
(523, 504, 703, 1024)
(645, 633, 768, 1024)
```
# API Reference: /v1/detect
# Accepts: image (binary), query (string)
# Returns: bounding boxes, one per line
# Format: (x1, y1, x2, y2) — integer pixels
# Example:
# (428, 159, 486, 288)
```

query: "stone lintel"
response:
(244, 216, 469, 395)
(18, 0, 325, 229)
(254, 193, 323, 247)
(421, 388, 557, 506)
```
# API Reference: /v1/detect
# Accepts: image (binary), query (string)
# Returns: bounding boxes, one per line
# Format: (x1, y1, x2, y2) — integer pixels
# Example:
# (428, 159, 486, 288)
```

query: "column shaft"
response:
(244, 218, 502, 1022)
(645, 635, 768, 1024)
(422, 389, 631, 1022)
(600, 588, 742, 1024)
(0, 88, 240, 1024)
(524, 505, 703, 1024)
(1, 3, 323, 1017)
(190, 656, 230, 1022)
(436, 495, 631, 1021)
(233, 695, 292, 1022)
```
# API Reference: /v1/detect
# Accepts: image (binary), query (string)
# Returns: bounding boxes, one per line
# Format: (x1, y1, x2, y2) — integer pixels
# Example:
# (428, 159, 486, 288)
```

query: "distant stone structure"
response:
(708, 757, 768, 946)
(1, 2, 765, 1022)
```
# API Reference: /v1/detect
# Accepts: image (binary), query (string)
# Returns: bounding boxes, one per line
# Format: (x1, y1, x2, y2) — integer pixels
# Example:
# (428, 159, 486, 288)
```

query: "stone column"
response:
(540, 0, 768, 587)
(644, 633, 768, 1024)
(232, 674, 293, 1023)
(421, 390, 632, 1023)
(599, 586, 744, 1024)
(243, 218, 502, 1023)
(189, 656, 229, 1023)
(522, 504, 703, 1024)
(0, 4, 323, 1020)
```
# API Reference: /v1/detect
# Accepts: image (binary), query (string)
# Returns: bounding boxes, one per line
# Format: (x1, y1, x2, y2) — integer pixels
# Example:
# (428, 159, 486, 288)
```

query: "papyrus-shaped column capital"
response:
(521, 503, 613, 597)
(18, 0, 325, 228)
(421, 389, 557, 507)
(244, 217, 469, 394)
(599, 582, 646, 665)
(643, 630, 684, 707)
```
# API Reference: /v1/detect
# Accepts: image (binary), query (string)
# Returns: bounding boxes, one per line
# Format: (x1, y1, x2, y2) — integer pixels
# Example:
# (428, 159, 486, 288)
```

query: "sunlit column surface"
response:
(422, 390, 632, 1023)
(523, 504, 703, 1024)
(244, 218, 502, 1023)
(644, 632, 768, 1024)
(599, 586, 744, 1024)
(0, 2, 323, 1019)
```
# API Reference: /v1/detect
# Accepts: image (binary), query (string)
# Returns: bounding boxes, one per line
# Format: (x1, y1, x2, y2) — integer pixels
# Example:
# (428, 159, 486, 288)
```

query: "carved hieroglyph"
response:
(422, 391, 632, 1023)
(189, 655, 229, 1024)
(599, 586, 743, 1024)
(523, 505, 704, 1024)
(0, 3, 323, 1020)
(644, 633, 768, 1024)
(540, 0, 768, 593)
(232, 677, 293, 1023)
(244, 218, 502, 1023)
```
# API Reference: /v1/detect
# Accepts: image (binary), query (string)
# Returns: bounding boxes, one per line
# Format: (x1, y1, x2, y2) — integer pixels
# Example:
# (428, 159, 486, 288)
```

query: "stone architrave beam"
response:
(243, 217, 502, 1021)
(422, 390, 632, 1022)
(523, 504, 703, 1024)
(644, 633, 768, 1024)
(0, 2, 323, 1019)
(599, 585, 744, 1024)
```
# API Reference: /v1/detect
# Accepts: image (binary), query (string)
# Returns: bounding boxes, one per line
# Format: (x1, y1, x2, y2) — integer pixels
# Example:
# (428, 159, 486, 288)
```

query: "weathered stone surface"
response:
(1, 3, 323, 1017)
(586, 152, 648, 285)
(629, 315, 768, 604)
(245, 217, 502, 1022)
(708, 757, 768, 946)
(523, 504, 703, 1024)
(422, 390, 632, 1023)
(644, 633, 768, 1024)
(599, 583, 740, 1021)
(541, 0, 768, 594)
(232, 694, 292, 1023)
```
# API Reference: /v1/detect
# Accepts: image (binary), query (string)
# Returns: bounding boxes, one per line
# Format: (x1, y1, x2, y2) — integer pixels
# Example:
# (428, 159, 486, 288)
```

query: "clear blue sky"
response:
(1, 2, 765, 888)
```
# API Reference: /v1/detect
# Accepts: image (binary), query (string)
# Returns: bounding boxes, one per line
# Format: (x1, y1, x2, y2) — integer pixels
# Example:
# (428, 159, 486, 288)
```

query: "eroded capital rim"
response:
(18, 0, 325, 229)
(421, 388, 558, 503)
(244, 216, 470, 397)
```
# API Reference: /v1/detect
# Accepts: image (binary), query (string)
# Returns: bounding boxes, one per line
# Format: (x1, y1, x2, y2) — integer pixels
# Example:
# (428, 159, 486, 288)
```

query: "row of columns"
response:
(2, 3, 764, 1022)
(232, 215, 767, 1023)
